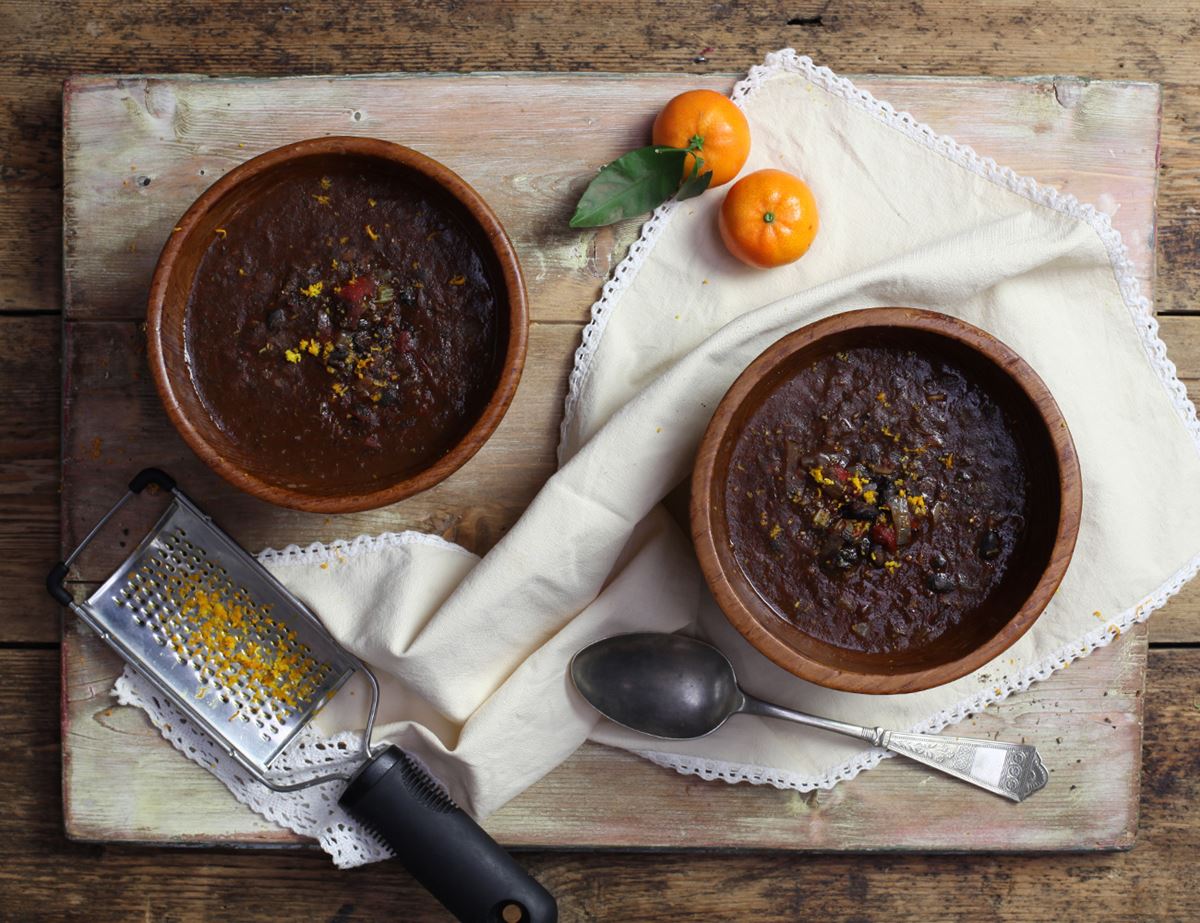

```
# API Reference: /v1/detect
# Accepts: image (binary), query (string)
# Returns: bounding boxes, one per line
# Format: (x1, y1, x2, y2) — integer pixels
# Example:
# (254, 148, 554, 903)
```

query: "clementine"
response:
(718, 169, 819, 268)
(651, 89, 751, 188)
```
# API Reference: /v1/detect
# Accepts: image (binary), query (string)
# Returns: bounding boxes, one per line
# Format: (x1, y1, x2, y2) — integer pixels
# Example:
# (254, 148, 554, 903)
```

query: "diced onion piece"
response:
(784, 440, 804, 490)
(887, 496, 913, 547)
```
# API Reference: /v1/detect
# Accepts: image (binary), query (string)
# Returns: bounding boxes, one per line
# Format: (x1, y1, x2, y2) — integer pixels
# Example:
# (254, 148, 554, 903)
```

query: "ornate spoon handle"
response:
(879, 731, 1049, 802)
(739, 695, 1048, 802)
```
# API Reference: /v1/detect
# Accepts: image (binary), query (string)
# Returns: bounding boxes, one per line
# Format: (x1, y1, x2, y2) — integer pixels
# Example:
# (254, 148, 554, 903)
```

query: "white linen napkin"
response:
(119, 50, 1200, 867)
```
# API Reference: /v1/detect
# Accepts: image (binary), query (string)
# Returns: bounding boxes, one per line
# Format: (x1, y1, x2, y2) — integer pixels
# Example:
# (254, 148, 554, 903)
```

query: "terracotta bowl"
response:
(691, 308, 1082, 694)
(147, 136, 528, 513)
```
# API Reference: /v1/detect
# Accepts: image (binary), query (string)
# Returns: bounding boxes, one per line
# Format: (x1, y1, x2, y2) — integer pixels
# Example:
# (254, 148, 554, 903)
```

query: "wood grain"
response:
(10, 645, 1200, 922)
(0, 315, 60, 643)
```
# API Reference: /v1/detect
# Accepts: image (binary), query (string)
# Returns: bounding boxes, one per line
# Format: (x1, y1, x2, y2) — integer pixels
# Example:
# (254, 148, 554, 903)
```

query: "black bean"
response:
(831, 545, 861, 569)
(820, 535, 860, 570)
(979, 529, 1002, 559)
(876, 477, 897, 503)
(266, 308, 286, 331)
(840, 500, 878, 521)
(840, 499, 878, 523)
(930, 551, 948, 572)
(927, 572, 956, 593)
(819, 532, 844, 559)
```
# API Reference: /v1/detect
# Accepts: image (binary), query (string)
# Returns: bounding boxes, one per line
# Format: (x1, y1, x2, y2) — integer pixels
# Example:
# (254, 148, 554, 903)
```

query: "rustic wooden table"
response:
(3, 2, 1199, 920)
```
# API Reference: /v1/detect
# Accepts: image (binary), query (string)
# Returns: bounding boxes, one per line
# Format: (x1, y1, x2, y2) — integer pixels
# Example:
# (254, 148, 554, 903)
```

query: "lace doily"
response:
(114, 668, 391, 869)
(115, 50, 1200, 865)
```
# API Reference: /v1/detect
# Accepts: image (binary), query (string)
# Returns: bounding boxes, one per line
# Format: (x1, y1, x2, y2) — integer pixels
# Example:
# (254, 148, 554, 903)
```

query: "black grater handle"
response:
(129, 467, 176, 494)
(339, 746, 557, 923)
(46, 561, 73, 606)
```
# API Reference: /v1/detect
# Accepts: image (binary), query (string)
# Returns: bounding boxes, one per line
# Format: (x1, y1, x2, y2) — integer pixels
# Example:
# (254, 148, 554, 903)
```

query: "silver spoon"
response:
(570, 632, 1048, 802)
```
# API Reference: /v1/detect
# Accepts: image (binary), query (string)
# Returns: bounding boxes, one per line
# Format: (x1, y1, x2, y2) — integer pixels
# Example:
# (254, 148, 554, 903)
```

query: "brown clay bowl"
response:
(691, 308, 1081, 694)
(147, 136, 528, 513)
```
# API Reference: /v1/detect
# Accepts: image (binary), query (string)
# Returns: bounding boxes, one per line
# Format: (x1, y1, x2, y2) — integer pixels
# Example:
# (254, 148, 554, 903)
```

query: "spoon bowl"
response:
(569, 632, 742, 739)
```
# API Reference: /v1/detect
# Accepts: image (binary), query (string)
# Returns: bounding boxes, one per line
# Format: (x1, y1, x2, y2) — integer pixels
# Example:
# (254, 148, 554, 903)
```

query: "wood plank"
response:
(1158, 316, 1200, 373)
(62, 617, 1146, 850)
(1151, 575, 1200, 644)
(0, 71, 61, 312)
(57, 71, 1165, 851)
(1158, 82, 1200, 315)
(14, 645, 1196, 921)
(5, 0, 1200, 85)
(62, 74, 1160, 324)
(0, 315, 60, 643)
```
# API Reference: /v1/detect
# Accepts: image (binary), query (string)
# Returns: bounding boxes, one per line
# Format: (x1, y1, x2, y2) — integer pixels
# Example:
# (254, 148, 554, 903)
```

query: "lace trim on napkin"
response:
(114, 668, 391, 868)
(113, 530, 473, 868)
(563, 49, 1200, 791)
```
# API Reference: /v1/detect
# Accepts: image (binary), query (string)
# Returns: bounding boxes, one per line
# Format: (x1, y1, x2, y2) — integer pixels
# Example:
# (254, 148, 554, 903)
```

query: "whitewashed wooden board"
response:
(61, 73, 1160, 850)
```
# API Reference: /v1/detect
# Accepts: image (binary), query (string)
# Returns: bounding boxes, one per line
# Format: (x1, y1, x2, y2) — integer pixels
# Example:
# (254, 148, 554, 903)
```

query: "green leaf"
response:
(569, 146, 689, 228)
(676, 169, 713, 201)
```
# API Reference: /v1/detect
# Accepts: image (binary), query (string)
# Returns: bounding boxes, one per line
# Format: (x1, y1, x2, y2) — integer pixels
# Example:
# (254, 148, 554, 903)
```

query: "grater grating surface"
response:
(83, 496, 358, 776)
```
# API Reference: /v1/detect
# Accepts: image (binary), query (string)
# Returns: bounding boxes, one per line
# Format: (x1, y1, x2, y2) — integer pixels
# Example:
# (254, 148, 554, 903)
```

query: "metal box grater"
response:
(48, 468, 556, 922)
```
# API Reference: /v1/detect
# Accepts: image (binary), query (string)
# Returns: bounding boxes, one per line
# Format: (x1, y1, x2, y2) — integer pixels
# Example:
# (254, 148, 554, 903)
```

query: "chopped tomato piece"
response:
(831, 465, 849, 483)
(337, 274, 377, 308)
(871, 522, 897, 553)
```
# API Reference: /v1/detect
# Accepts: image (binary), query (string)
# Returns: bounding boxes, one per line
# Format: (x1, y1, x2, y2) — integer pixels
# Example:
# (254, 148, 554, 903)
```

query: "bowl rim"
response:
(690, 306, 1083, 694)
(146, 135, 529, 513)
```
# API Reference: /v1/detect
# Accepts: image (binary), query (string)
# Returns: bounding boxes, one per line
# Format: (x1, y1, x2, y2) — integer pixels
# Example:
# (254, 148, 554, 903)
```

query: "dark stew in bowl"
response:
(184, 160, 501, 492)
(725, 345, 1030, 655)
